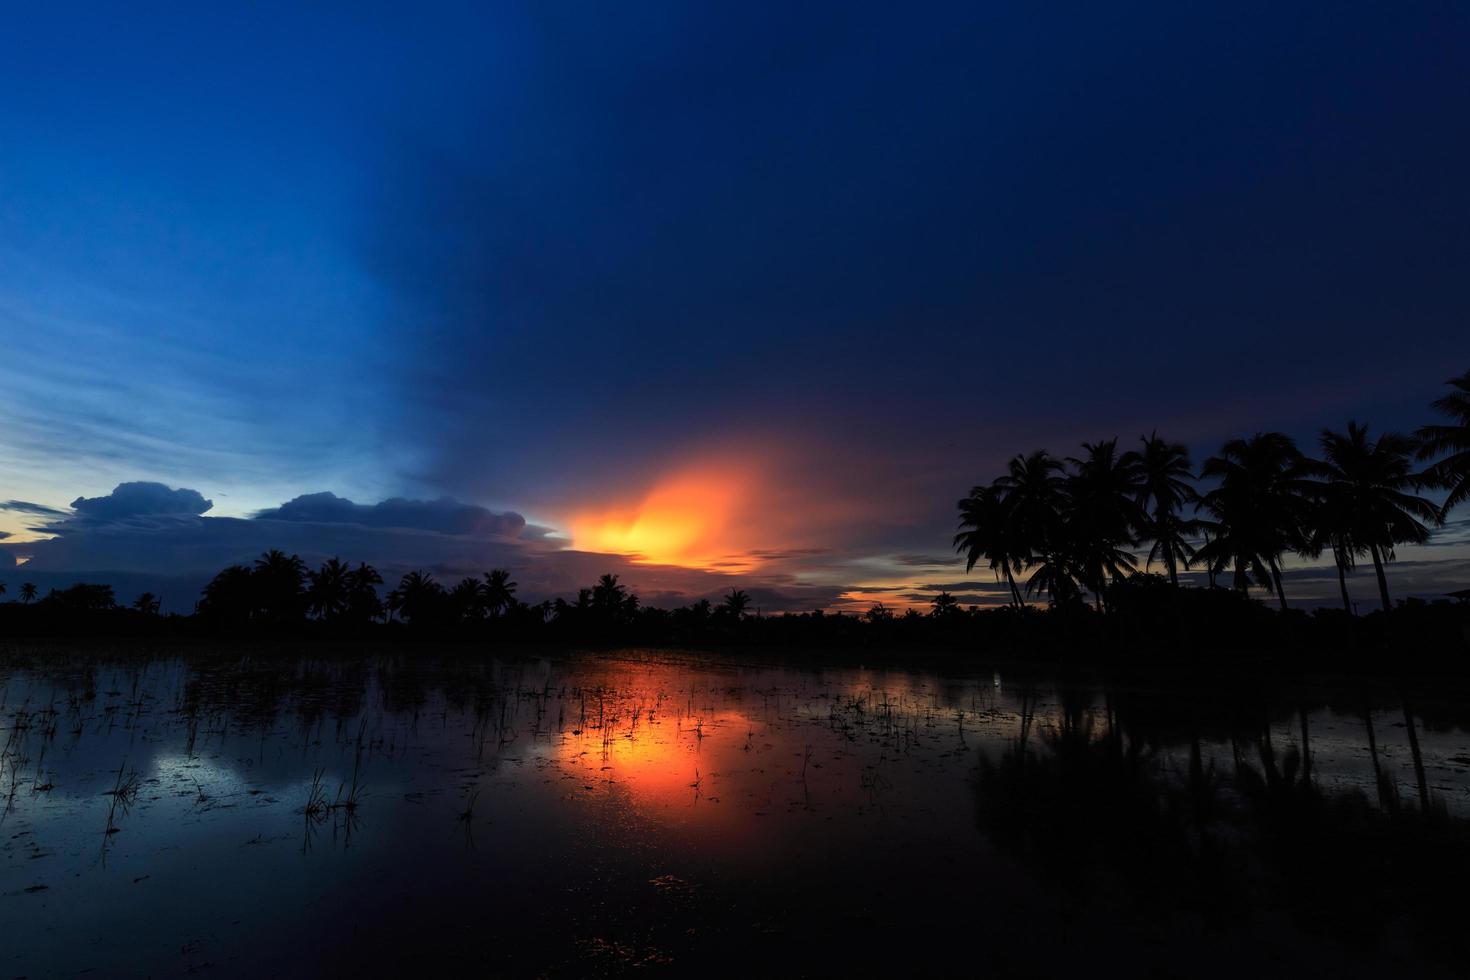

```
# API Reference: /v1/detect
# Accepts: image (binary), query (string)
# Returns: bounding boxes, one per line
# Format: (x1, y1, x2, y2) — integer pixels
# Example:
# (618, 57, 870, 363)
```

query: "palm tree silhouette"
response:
(929, 591, 960, 618)
(955, 484, 1027, 608)
(1123, 432, 1199, 588)
(1303, 479, 1364, 613)
(994, 450, 1069, 603)
(723, 589, 751, 618)
(19, 582, 37, 604)
(0, 583, 6, 601)
(481, 569, 518, 617)
(1416, 368, 1470, 516)
(1197, 433, 1312, 610)
(306, 557, 350, 620)
(344, 562, 384, 622)
(253, 549, 307, 623)
(592, 574, 626, 611)
(1313, 421, 1440, 613)
(392, 570, 443, 624)
(1066, 439, 1142, 609)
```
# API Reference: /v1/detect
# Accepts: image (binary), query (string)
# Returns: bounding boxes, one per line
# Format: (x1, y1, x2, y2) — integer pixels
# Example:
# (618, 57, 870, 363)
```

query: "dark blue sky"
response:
(2, 2, 1468, 608)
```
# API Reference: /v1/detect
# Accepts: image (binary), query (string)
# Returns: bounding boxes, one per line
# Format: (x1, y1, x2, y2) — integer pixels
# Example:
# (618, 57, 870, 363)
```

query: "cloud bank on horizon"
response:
(1, 3, 1469, 609)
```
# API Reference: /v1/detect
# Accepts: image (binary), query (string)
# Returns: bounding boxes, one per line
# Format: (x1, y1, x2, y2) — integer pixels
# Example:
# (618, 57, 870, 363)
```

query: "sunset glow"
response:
(564, 463, 756, 569)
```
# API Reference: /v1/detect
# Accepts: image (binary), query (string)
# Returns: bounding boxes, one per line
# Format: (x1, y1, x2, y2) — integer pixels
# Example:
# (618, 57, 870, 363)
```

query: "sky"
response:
(2, 2, 1469, 612)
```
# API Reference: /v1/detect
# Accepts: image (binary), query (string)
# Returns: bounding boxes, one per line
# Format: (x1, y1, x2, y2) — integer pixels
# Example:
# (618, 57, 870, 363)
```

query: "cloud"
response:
(0, 499, 70, 517)
(70, 482, 213, 522)
(0, 481, 845, 613)
(252, 492, 525, 538)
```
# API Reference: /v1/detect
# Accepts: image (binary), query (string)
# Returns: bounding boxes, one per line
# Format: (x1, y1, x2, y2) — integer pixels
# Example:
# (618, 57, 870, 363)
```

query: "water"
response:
(3, 646, 1469, 977)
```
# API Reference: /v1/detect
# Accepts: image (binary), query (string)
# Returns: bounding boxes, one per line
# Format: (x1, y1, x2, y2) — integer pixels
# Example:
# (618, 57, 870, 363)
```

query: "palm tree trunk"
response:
(1004, 566, 1025, 609)
(1334, 548, 1352, 614)
(1269, 560, 1288, 611)
(1165, 541, 1179, 588)
(1369, 542, 1393, 613)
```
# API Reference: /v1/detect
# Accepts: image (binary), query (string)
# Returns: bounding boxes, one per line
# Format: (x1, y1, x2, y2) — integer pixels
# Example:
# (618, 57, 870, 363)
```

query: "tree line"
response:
(955, 369, 1470, 614)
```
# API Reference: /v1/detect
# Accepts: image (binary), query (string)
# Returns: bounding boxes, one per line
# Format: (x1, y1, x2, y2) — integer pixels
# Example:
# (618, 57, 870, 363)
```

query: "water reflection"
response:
(1, 647, 1468, 976)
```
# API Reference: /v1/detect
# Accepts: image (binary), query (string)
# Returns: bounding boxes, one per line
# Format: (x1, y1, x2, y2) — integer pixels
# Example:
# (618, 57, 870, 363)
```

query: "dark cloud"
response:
(0, 500, 70, 517)
(893, 554, 963, 568)
(252, 492, 525, 538)
(70, 482, 213, 522)
(0, 482, 843, 613)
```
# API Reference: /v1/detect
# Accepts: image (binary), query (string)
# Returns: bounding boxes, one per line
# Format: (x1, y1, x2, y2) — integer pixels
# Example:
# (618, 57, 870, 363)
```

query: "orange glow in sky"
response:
(564, 462, 756, 569)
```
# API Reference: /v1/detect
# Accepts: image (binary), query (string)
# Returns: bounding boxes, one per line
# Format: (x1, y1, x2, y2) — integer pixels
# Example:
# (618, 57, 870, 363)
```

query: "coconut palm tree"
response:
(1122, 432, 1200, 587)
(930, 592, 960, 618)
(344, 563, 384, 623)
(955, 484, 1027, 608)
(1416, 368, 1470, 515)
(391, 570, 444, 625)
(480, 569, 518, 617)
(1196, 432, 1313, 610)
(1313, 421, 1440, 613)
(723, 588, 751, 619)
(1303, 481, 1364, 613)
(19, 582, 37, 604)
(1066, 439, 1143, 608)
(306, 557, 350, 620)
(253, 549, 307, 623)
(994, 450, 1069, 552)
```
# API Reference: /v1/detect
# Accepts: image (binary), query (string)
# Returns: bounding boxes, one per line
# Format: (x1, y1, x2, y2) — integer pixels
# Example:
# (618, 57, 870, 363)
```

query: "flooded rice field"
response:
(3, 645, 1470, 977)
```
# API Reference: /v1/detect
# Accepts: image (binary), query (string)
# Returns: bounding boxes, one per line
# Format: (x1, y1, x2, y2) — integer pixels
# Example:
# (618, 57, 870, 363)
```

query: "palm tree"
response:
(19, 582, 37, 604)
(1314, 421, 1440, 613)
(450, 577, 485, 622)
(344, 562, 384, 623)
(480, 569, 518, 617)
(930, 592, 961, 618)
(1122, 432, 1199, 587)
(253, 549, 307, 623)
(955, 484, 1026, 608)
(131, 592, 161, 616)
(0, 583, 6, 600)
(1416, 368, 1470, 515)
(592, 573, 626, 610)
(391, 570, 444, 625)
(993, 450, 1070, 603)
(723, 589, 751, 619)
(1196, 433, 1313, 610)
(1304, 481, 1364, 613)
(306, 557, 350, 620)
(1066, 439, 1143, 608)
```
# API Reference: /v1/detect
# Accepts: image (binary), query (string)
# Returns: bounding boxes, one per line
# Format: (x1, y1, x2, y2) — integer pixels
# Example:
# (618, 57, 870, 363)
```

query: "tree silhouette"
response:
(723, 588, 751, 619)
(1122, 432, 1199, 587)
(252, 549, 307, 623)
(930, 591, 960, 618)
(131, 592, 161, 615)
(19, 582, 37, 604)
(1313, 421, 1440, 612)
(480, 569, 517, 618)
(994, 451, 1070, 605)
(390, 570, 444, 625)
(306, 557, 350, 621)
(344, 563, 384, 623)
(955, 484, 1026, 608)
(199, 565, 255, 623)
(1066, 439, 1142, 609)
(1197, 433, 1312, 610)
(1416, 368, 1470, 515)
